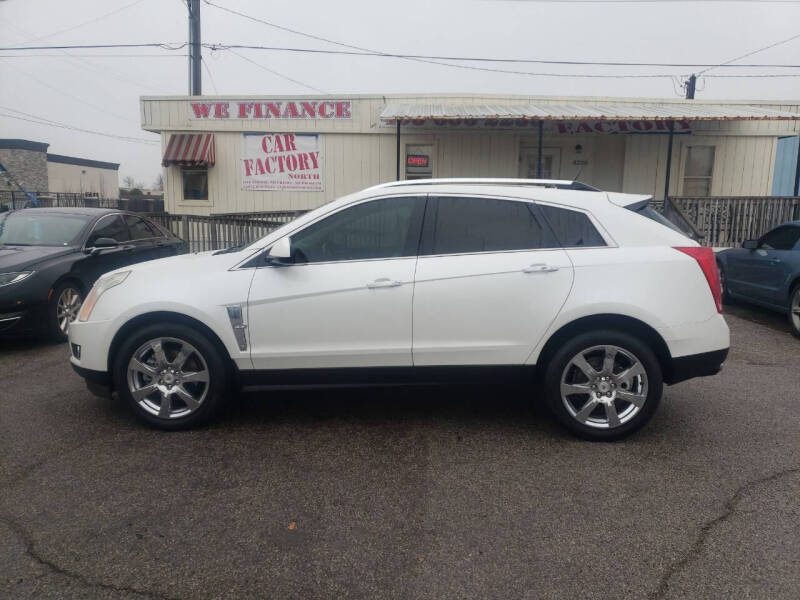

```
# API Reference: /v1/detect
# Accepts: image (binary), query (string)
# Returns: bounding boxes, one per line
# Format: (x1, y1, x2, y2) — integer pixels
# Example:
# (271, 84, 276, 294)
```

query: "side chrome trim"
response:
(226, 305, 248, 351)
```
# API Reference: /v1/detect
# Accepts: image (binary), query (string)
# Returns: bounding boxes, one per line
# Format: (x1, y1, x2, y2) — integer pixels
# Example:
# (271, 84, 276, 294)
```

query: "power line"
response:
(206, 43, 800, 69)
(0, 53, 188, 58)
(226, 48, 327, 93)
(201, 55, 219, 94)
(698, 30, 800, 75)
(21, 0, 148, 43)
(2, 41, 799, 69)
(0, 106, 160, 145)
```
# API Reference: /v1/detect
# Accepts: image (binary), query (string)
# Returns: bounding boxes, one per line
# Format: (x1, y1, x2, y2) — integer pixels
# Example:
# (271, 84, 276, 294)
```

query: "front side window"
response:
(427, 196, 558, 255)
(182, 168, 208, 200)
(124, 215, 158, 240)
(290, 196, 425, 263)
(537, 204, 606, 247)
(683, 146, 715, 197)
(86, 215, 130, 246)
(760, 226, 800, 250)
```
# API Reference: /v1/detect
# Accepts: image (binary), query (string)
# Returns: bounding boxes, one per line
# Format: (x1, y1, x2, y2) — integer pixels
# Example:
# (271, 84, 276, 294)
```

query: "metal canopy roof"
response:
(379, 101, 800, 121)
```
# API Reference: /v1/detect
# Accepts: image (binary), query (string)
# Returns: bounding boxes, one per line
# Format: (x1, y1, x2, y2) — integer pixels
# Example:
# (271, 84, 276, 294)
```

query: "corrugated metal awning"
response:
(379, 101, 800, 122)
(162, 133, 216, 167)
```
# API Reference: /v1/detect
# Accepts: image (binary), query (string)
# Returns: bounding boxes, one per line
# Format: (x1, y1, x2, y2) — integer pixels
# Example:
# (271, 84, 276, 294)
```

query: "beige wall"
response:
(144, 95, 800, 215)
(47, 162, 120, 198)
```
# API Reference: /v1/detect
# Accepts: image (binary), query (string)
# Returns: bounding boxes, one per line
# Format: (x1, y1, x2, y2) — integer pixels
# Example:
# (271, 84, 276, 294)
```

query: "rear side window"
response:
(537, 204, 606, 247)
(124, 215, 158, 240)
(86, 215, 130, 246)
(427, 196, 558, 255)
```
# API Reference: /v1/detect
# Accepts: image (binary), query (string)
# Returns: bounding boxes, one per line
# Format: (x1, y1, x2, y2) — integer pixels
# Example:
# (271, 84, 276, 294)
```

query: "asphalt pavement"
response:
(1, 304, 798, 599)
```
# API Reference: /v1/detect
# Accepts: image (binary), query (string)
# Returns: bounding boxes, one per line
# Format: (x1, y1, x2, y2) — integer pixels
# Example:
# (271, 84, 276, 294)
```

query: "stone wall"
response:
(0, 148, 49, 192)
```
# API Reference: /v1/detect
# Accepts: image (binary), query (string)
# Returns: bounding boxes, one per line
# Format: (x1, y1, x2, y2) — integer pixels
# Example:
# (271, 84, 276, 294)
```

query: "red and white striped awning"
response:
(162, 133, 216, 167)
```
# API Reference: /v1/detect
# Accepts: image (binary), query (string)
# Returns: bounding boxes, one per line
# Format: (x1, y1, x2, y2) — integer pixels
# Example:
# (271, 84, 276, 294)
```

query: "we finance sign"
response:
(241, 133, 323, 192)
(190, 100, 352, 120)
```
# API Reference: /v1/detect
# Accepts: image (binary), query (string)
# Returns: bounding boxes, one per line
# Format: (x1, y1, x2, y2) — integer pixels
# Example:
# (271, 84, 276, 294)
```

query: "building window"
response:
(683, 146, 715, 197)
(182, 168, 208, 200)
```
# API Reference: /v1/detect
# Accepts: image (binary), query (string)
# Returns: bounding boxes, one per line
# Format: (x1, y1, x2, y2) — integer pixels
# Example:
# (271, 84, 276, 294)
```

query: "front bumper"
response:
(665, 347, 729, 385)
(72, 363, 114, 398)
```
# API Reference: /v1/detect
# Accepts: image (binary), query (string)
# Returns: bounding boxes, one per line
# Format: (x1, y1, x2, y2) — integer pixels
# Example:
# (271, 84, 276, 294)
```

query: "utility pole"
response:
(188, 0, 201, 95)
(685, 74, 696, 100)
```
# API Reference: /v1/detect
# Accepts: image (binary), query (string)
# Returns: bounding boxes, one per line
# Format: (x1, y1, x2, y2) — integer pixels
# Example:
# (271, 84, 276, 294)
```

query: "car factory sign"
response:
(241, 133, 323, 192)
(190, 100, 352, 120)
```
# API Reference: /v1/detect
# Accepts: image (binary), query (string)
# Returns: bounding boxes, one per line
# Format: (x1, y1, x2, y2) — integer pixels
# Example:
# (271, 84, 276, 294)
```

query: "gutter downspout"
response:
(664, 120, 675, 202)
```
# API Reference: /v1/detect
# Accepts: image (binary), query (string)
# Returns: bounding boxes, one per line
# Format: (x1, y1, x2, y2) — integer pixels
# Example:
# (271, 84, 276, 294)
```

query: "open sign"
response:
(406, 155, 429, 168)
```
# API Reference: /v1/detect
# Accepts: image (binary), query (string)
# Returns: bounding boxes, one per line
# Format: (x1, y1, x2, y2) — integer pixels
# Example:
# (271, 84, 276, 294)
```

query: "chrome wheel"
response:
(127, 337, 210, 420)
(791, 288, 800, 332)
(56, 287, 82, 335)
(560, 345, 648, 429)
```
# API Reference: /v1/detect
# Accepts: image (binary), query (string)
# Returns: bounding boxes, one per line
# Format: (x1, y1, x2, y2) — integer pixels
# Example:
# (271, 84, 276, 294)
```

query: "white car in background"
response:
(69, 179, 729, 440)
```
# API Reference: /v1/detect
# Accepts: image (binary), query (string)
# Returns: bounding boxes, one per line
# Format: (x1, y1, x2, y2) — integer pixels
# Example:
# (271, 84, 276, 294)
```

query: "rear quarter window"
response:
(537, 204, 606, 247)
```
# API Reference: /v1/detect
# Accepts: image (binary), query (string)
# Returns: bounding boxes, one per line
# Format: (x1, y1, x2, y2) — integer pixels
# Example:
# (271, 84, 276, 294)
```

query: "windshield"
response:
(0, 212, 91, 246)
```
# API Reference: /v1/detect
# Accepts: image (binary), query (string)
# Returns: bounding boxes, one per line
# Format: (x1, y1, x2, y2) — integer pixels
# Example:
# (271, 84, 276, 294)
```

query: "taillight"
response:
(673, 246, 723, 313)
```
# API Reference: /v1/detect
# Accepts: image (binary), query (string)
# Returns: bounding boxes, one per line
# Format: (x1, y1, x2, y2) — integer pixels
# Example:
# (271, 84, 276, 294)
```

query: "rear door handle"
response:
(366, 278, 403, 289)
(522, 263, 559, 274)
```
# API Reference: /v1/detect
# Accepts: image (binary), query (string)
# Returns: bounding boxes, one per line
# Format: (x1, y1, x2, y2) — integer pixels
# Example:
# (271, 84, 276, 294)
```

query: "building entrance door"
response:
(519, 148, 561, 179)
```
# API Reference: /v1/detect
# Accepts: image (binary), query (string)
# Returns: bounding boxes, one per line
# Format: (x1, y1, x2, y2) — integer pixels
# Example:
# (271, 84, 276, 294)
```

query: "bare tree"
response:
(153, 173, 164, 191)
(122, 175, 136, 189)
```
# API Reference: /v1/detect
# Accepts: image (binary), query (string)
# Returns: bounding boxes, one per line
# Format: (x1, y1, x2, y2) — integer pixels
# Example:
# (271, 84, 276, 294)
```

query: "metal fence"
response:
(0, 191, 164, 213)
(147, 211, 307, 252)
(668, 196, 800, 247)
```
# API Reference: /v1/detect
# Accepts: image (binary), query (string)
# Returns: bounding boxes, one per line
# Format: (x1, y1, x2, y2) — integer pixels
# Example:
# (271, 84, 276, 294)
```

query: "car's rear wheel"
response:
(50, 281, 83, 342)
(718, 262, 734, 305)
(113, 322, 229, 430)
(789, 285, 800, 339)
(543, 330, 663, 441)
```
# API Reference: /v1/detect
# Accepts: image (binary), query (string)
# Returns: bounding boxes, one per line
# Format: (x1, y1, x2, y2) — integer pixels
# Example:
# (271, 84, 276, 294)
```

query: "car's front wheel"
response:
(50, 281, 83, 342)
(543, 330, 663, 441)
(113, 322, 229, 429)
(789, 285, 800, 339)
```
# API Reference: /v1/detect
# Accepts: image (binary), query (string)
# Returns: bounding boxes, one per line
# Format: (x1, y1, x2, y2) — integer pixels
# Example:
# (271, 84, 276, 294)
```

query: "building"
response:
(139, 94, 800, 216)
(0, 139, 120, 199)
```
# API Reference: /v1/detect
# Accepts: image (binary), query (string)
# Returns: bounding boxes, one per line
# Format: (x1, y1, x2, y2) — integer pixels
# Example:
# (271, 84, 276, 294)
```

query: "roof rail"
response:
(368, 178, 600, 192)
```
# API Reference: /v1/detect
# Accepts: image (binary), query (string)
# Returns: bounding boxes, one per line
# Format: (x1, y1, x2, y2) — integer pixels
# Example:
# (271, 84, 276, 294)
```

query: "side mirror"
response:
(742, 240, 758, 250)
(265, 237, 292, 266)
(88, 237, 119, 255)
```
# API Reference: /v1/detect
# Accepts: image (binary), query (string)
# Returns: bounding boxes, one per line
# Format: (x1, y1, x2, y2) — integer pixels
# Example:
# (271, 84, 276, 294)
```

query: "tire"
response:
(718, 262, 734, 305)
(789, 285, 800, 339)
(113, 322, 230, 430)
(49, 281, 83, 342)
(543, 329, 663, 441)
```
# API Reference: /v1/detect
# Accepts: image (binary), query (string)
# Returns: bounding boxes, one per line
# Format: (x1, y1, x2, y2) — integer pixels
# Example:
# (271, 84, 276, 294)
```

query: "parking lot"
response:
(0, 305, 798, 600)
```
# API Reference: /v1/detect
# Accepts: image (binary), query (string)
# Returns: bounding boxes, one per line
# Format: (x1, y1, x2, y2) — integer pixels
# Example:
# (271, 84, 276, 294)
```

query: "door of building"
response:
(520, 148, 561, 179)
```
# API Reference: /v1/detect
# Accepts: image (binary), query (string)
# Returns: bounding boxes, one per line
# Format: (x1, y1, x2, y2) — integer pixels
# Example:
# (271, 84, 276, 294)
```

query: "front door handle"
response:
(367, 278, 403, 289)
(522, 263, 559, 274)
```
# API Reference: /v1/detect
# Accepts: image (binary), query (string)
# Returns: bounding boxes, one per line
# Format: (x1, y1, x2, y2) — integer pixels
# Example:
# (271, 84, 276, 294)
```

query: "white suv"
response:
(69, 179, 729, 440)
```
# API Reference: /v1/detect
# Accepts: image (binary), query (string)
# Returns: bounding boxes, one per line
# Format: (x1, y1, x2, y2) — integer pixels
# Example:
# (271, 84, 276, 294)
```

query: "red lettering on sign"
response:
(283, 103, 299, 119)
(335, 101, 351, 118)
(406, 155, 429, 167)
(214, 103, 230, 118)
(283, 134, 297, 152)
(190, 103, 213, 119)
(243, 159, 254, 176)
(300, 102, 317, 118)
(318, 102, 334, 118)
(265, 103, 281, 119)
(308, 151, 320, 169)
(238, 103, 254, 118)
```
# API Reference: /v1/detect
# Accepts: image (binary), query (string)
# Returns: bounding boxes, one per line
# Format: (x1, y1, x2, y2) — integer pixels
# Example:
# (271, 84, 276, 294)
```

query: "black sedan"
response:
(716, 221, 800, 338)
(0, 208, 187, 341)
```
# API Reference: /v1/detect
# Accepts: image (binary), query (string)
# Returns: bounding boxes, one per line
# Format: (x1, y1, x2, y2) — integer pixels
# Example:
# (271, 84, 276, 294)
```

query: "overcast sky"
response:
(1, 0, 799, 186)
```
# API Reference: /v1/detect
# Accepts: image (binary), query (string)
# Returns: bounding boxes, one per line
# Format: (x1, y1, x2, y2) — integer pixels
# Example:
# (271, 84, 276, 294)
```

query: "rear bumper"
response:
(72, 363, 114, 398)
(665, 347, 729, 385)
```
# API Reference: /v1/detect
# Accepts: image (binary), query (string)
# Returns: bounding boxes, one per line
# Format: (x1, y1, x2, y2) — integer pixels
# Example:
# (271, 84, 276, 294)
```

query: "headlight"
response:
(0, 271, 34, 287)
(77, 270, 131, 322)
